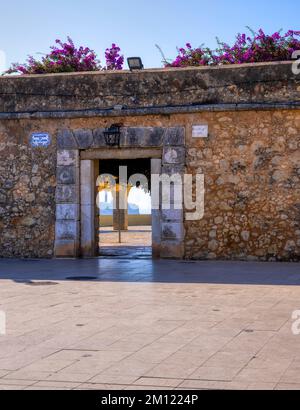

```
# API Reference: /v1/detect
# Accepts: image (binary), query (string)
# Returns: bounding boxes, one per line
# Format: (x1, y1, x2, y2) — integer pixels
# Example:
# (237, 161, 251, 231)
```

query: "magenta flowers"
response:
(5, 28, 300, 75)
(6, 38, 124, 75)
(167, 29, 300, 68)
(105, 43, 124, 70)
(168, 43, 211, 68)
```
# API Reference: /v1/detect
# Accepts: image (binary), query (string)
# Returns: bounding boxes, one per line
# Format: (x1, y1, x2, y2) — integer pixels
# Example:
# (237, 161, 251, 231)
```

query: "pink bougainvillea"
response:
(105, 43, 124, 70)
(5, 37, 124, 75)
(4, 28, 300, 75)
(167, 29, 300, 68)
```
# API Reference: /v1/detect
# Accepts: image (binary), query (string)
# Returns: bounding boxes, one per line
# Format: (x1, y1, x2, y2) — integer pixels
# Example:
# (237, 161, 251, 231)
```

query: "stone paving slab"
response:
(0, 259, 300, 390)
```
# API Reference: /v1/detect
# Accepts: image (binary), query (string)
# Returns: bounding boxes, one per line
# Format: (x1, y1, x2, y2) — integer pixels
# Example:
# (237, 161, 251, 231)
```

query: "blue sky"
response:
(0, 0, 299, 71)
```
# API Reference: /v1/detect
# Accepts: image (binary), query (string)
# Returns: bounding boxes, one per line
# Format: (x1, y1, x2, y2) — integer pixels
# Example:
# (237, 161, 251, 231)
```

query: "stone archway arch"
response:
(54, 126, 185, 259)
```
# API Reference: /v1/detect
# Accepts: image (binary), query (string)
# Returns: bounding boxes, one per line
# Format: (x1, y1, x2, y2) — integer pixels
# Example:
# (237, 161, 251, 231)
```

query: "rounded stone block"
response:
(56, 185, 79, 204)
(57, 129, 78, 149)
(74, 129, 93, 149)
(57, 150, 79, 166)
(57, 166, 76, 185)
(160, 241, 184, 259)
(162, 164, 185, 175)
(162, 209, 183, 222)
(163, 147, 186, 164)
(56, 204, 79, 221)
(122, 127, 164, 147)
(92, 128, 107, 148)
(162, 222, 184, 241)
(163, 127, 185, 146)
(55, 239, 77, 258)
(55, 221, 79, 240)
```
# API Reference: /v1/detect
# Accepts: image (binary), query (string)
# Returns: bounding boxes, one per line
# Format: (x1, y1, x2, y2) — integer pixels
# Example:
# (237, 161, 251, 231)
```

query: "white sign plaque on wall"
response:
(30, 133, 51, 148)
(192, 125, 209, 138)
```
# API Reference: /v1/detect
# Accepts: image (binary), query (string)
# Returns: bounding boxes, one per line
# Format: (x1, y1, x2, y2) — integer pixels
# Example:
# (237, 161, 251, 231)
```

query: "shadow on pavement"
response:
(0, 259, 300, 286)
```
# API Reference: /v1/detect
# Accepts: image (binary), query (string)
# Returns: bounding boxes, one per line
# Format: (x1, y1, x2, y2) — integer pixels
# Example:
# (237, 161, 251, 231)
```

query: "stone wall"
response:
(0, 120, 57, 258)
(0, 62, 299, 260)
(185, 110, 300, 262)
(0, 61, 299, 115)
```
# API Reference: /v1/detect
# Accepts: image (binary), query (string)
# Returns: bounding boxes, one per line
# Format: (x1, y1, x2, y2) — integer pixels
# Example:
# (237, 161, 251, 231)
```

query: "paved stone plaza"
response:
(0, 259, 300, 390)
(99, 226, 152, 259)
(99, 226, 152, 247)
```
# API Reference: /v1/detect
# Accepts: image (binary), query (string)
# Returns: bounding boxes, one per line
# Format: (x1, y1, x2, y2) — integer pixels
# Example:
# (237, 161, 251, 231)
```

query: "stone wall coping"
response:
(0, 102, 299, 120)
(0, 60, 299, 115)
(1, 60, 294, 79)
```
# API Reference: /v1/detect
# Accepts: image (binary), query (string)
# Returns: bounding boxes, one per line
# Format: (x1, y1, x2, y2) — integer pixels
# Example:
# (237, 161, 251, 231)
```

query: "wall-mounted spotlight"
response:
(127, 57, 144, 71)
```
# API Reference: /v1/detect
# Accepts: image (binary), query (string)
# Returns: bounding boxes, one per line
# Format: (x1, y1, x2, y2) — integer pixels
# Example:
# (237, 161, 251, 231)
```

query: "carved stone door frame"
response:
(54, 126, 185, 259)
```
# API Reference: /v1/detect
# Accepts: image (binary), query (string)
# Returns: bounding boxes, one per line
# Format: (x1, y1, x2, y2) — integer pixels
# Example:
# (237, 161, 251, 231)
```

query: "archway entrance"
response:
(54, 126, 186, 260)
(97, 158, 152, 259)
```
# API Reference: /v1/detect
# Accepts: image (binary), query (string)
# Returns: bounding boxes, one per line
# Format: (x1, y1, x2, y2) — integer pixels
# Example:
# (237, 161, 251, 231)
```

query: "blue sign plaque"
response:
(30, 133, 51, 148)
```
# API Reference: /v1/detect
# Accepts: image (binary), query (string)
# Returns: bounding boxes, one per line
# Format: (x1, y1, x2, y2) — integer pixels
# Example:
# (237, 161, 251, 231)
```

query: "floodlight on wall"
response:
(104, 124, 121, 147)
(127, 57, 144, 71)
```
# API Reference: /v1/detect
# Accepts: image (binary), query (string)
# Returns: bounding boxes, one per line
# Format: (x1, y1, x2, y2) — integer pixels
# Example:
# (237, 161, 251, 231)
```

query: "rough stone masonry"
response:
(0, 61, 299, 260)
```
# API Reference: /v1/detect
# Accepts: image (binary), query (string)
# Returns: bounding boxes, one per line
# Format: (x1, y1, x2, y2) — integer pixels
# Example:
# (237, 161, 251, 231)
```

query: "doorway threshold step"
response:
(99, 246, 152, 259)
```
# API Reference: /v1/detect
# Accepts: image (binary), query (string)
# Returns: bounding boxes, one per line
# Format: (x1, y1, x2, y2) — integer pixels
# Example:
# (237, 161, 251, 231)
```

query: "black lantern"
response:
(104, 124, 121, 147)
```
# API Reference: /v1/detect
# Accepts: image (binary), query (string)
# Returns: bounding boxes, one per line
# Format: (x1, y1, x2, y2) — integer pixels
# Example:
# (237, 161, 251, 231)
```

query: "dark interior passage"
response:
(97, 158, 152, 259)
